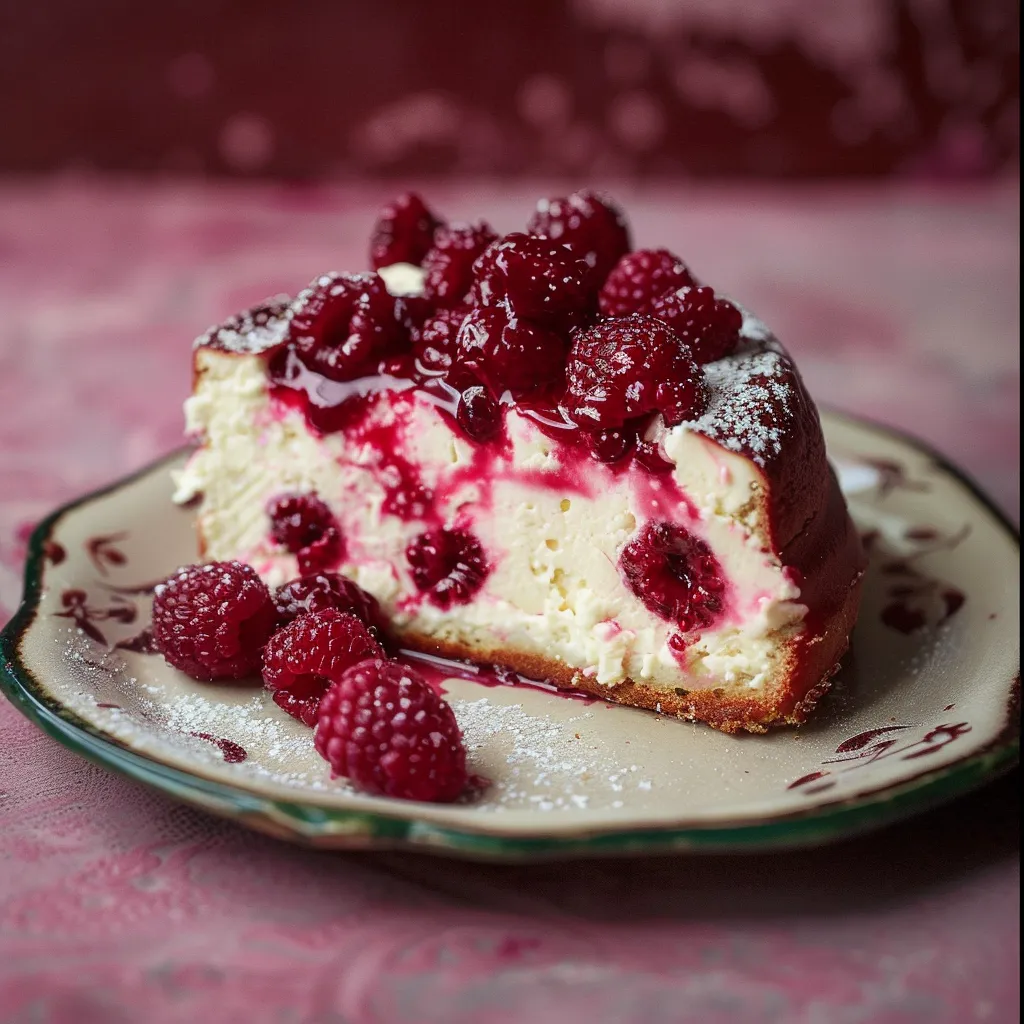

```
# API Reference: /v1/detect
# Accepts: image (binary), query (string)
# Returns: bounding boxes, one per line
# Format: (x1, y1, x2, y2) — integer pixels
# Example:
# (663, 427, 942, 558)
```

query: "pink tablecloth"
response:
(0, 181, 1019, 1023)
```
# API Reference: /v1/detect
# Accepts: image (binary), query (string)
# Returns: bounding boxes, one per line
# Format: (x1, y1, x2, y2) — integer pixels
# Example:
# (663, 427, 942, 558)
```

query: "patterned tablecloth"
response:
(0, 181, 1018, 1023)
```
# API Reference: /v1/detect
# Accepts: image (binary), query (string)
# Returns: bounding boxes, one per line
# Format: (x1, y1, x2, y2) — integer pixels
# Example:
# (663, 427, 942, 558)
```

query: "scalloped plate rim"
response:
(1, 410, 1019, 860)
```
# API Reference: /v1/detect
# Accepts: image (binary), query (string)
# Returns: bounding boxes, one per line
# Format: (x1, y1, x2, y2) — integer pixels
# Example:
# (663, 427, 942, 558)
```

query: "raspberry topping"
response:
(369, 192, 441, 270)
(564, 314, 707, 430)
(413, 306, 470, 373)
(151, 561, 276, 681)
(645, 286, 743, 365)
(471, 233, 593, 330)
(314, 658, 468, 802)
(619, 523, 726, 633)
(406, 527, 489, 607)
(287, 272, 403, 382)
(267, 493, 344, 574)
(456, 305, 565, 393)
(422, 221, 498, 308)
(598, 249, 695, 317)
(395, 294, 434, 344)
(273, 572, 389, 642)
(527, 190, 631, 284)
(262, 609, 384, 726)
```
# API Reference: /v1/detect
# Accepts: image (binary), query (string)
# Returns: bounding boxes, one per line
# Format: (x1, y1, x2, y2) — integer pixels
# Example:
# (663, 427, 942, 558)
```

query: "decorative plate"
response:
(1, 412, 1018, 860)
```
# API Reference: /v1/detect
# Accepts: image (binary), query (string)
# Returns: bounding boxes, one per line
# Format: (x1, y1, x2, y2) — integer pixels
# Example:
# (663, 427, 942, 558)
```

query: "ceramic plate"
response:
(1, 412, 1018, 860)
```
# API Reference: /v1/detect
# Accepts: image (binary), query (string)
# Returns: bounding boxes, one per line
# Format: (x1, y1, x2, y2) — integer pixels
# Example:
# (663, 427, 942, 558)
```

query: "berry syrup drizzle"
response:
(399, 649, 599, 705)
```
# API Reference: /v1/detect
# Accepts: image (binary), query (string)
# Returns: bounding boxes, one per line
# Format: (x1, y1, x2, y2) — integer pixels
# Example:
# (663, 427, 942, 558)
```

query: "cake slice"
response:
(173, 192, 864, 733)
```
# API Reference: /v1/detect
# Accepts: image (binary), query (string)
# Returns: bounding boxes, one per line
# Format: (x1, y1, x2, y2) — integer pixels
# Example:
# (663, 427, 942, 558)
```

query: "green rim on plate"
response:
(1, 412, 1019, 860)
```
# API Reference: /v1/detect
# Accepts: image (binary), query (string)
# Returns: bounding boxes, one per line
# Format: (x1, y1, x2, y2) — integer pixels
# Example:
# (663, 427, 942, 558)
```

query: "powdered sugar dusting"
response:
(450, 695, 654, 812)
(59, 624, 656, 810)
(195, 297, 292, 354)
(685, 319, 798, 467)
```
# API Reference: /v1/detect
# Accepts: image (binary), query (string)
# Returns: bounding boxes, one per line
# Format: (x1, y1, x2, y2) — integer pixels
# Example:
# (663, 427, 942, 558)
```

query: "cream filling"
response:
(175, 350, 805, 693)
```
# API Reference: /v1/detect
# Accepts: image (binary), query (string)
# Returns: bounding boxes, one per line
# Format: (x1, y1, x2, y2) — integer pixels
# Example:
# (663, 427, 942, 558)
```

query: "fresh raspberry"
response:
(369, 192, 441, 270)
(471, 233, 593, 330)
(563, 314, 707, 430)
(284, 272, 405, 383)
(598, 249, 695, 317)
(152, 561, 276, 681)
(645, 286, 743, 364)
(315, 658, 468, 802)
(527, 190, 631, 284)
(267, 493, 344, 574)
(456, 305, 565, 392)
(262, 609, 384, 726)
(412, 305, 471, 373)
(406, 527, 489, 608)
(422, 221, 498, 307)
(619, 522, 726, 633)
(395, 293, 434, 344)
(273, 572, 389, 642)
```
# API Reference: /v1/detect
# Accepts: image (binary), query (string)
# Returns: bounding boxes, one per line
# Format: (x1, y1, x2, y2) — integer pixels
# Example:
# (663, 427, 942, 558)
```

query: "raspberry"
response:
(619, 522, 726, 633)
(456, 305, 565, 393)
(152, 561, 276, 681)
(395, 293, 434, 344)
(284, 272, 405, 383)
(315, 658, 468, 802)
(267, 493, 344, 574)
(471, 233, 593, 330)
(369, 192, 441, 270)
(406, 527, 489, 608)
(645, 286, 743, 365)
(563, 314, 707, 430)
(422, 221, 498, 308)
(527, 190, 630, 284)
(598, 249, 695, 317)
(273, 572, 389, 642)
(412, 305, 471, 373)
(262, 609, 384, 726)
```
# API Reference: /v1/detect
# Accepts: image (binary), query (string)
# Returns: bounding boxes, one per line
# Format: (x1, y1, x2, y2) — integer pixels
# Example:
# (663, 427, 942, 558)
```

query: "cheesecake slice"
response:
(173, 192, 864, 733)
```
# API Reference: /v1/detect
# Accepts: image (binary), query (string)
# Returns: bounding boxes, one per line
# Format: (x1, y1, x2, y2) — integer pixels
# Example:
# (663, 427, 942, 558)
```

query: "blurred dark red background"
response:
(0, 0, 1017, 179)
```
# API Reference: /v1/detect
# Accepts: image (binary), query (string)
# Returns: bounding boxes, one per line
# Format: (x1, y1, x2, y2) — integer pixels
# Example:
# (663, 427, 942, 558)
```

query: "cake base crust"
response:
(398, 566, 863, 734)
